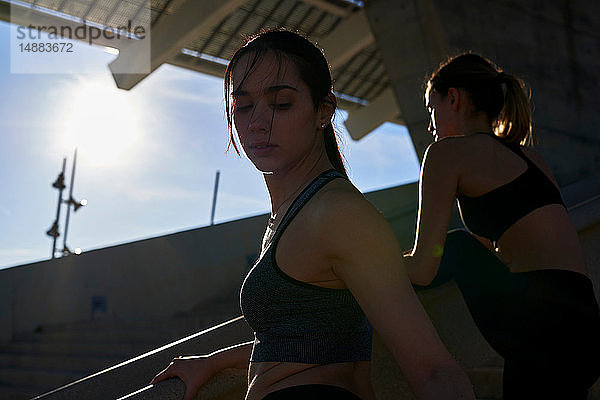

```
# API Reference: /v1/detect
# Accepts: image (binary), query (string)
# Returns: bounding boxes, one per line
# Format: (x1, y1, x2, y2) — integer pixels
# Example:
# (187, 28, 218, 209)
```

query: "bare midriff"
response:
(494, 204, 588, 276)
(245, 360, 375, 400)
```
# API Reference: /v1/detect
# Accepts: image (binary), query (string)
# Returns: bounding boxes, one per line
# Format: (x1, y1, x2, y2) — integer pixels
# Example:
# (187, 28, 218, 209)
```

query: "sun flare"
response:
(60, 78, 142, 167)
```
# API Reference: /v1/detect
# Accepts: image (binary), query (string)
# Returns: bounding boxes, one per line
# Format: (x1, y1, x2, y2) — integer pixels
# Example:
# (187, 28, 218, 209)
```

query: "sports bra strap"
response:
(479, 132, 535, 168)
(272, 169, 345, 244)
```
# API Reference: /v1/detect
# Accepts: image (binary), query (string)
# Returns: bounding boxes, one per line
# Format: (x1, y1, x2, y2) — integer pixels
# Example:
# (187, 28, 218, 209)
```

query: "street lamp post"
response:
(47, 158, 66, 259)
(210, 170, 220, 225)
(46, 149, 86, 259)
(62, 149, 86, 256)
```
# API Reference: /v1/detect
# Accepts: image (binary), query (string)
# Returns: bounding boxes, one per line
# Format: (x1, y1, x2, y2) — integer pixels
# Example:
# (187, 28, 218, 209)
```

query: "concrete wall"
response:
(0, 214, 268, 344)
(365, 0, 600, 186)
(0, 182, 427, 345)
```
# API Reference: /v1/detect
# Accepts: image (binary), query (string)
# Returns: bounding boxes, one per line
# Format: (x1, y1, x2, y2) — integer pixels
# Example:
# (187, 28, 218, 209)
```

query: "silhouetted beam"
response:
(168, 53, 226, 80)
(344, 88, 403, 140)
(109, 0, 245, 90)
(319, 9, 373, 70)
(301, 0, 350, 17)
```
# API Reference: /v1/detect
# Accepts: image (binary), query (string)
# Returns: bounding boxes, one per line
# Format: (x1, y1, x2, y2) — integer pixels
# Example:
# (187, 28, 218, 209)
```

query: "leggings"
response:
(426, 229, 600, 399)
(262, 384, 362, 399)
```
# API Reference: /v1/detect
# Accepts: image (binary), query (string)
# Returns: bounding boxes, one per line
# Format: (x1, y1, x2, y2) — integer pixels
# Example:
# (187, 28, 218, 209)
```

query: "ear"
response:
(447, 87, 461, 112)
(317, 93, 337, 128)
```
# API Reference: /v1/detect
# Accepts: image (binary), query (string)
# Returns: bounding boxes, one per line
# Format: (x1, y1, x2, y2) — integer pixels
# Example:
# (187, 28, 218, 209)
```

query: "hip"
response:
(247, 360, 374, 400)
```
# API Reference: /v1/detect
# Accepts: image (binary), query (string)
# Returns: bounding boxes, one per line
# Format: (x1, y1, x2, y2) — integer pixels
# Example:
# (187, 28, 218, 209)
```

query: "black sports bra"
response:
(457, 132, 565, 246)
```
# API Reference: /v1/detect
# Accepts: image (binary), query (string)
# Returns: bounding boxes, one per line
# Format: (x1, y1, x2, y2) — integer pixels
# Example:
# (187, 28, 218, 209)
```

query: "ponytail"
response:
(494, 73, 533, 145)
(323, 122, 347, 178)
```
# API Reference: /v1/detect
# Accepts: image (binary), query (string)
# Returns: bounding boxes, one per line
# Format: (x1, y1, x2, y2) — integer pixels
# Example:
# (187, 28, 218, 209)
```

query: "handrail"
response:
(116, 368, 246, 400)
(32, 316, 253, 400)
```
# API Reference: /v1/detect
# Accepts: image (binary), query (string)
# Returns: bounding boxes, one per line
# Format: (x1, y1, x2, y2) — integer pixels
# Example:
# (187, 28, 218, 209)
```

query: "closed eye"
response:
(234, 104, 253, 112)
(271, 103, 292, 110)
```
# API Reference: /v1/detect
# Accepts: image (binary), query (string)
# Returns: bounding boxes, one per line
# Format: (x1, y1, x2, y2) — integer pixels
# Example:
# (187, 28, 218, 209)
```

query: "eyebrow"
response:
(232, 84, 299, 98)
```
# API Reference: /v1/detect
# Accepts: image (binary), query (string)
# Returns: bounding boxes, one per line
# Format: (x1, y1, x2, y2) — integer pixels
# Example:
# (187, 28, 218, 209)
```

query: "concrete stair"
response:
(5, 313, 600, 400)
(0, 383, 50, 400)
(0, 303, 241, 400)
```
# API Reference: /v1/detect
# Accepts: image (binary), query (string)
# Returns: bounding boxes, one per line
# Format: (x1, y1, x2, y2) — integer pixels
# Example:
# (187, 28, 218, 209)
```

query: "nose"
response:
(248, 103, 271, 133)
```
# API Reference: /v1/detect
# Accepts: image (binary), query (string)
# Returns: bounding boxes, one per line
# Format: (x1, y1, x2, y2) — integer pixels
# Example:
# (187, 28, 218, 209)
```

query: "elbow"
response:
(410, 258, 447, 289)
(411, 276, 434, 287)
(406, 261, 436, 286)
(411, 272, 435, 286)
(404, 254, 439, 287)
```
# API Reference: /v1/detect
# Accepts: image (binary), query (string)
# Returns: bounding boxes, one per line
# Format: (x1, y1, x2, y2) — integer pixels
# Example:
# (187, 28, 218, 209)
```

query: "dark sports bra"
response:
(239, 169, 372, 363)
(457, 132, 565, 245)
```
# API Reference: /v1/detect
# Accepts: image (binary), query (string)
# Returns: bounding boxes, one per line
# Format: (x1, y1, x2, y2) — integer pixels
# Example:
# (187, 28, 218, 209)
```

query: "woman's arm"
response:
(151, 341, 253, 400)
(405, 140, 460, 285)
(317, 187, 474, 400)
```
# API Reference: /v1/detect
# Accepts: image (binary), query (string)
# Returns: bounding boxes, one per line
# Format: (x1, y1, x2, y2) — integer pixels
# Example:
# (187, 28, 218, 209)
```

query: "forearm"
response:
(206, 341, 253, 371)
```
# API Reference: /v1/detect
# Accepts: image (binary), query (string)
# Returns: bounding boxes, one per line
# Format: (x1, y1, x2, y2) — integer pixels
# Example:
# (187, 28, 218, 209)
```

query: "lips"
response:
(247, 142, 277, 156)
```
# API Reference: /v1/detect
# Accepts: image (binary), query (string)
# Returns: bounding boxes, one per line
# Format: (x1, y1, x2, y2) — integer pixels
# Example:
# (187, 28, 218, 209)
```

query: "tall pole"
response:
(62, 148, 77, 254)
(210, 170, 220, 225)
(50, 158, 66, 259)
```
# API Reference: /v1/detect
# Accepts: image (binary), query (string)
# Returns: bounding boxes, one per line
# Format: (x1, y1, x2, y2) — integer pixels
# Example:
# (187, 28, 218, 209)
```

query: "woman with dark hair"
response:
(151, 30, 475, 400)
(405, 52, 600, 399)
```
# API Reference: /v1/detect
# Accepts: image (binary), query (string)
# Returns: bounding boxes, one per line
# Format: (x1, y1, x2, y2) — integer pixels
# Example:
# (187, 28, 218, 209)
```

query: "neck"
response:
(264, 154, 334, 215)
(460, 112, 493, 135)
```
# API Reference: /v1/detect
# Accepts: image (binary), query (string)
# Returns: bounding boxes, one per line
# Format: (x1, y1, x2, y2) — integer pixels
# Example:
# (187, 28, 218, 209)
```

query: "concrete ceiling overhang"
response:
(1, 0, 404, 140)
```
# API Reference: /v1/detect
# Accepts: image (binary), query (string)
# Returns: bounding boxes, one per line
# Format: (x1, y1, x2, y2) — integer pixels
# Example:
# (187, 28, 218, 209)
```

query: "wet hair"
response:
(224, 28, 346, 176)
(428, 53, 533, 145)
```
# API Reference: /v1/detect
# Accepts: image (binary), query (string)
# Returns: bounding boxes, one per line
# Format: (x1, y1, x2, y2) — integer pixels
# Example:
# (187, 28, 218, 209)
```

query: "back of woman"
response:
(454, 131, 587, 274)
(405, 52, 600, 399)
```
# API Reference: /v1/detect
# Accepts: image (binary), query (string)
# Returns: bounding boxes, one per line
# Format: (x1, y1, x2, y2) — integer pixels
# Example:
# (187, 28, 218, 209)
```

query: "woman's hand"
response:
(150, 342, 252, 400)
(151, 356, 215, 400)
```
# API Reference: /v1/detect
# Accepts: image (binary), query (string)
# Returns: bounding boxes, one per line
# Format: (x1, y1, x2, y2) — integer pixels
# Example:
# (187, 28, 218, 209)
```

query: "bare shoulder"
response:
(422, 135, 474, 178)
(424, 135, 477, 164)
(424, 135, 462, 158)
(306, 178, 394, 247)
(304, 178, 404, 280)
(309, 178, 382, 224)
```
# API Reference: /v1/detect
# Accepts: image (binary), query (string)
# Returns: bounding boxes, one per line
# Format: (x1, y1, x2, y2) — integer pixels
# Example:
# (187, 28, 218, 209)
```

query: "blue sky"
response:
(0, 20, 420, 269)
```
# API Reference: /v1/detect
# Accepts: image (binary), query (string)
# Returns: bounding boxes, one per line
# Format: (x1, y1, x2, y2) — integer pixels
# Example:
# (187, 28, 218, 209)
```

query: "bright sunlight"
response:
(60, 77, 142, 167)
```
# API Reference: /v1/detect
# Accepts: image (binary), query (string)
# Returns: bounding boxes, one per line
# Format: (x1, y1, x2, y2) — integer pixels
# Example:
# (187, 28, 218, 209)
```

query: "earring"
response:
(320, 123, 326, 129)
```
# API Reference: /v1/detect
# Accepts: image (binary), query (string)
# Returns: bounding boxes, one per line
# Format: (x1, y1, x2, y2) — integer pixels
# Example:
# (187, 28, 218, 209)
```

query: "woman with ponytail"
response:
(405, 52, 600, 398)
(151, 30, 475, 400)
